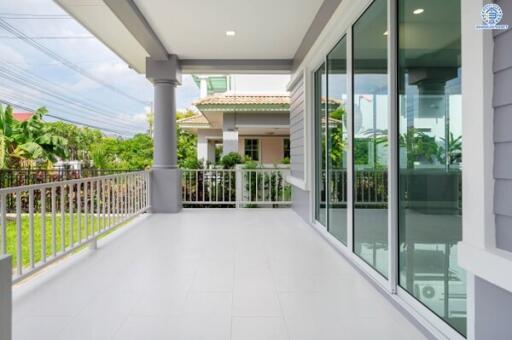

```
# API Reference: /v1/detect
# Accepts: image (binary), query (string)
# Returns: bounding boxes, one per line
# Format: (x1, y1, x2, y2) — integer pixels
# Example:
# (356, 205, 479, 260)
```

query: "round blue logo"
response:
(481, 4, 503, 26)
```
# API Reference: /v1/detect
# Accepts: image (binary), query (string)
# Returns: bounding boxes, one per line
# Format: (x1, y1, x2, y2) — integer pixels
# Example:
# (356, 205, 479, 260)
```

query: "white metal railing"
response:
(0, 171, 150, 283)
(181, 167, 292, 207)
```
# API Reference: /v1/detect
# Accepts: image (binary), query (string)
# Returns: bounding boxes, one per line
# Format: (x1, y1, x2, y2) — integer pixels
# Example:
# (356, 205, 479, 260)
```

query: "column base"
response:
(150, 168, 182, 213)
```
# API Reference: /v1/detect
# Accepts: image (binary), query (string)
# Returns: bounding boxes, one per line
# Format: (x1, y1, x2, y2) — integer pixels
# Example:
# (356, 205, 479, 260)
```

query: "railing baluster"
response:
(60, 185, 65, 252)
(77, 182, 81, 244)
(69, 184, 74, 247)
(84, 181, 88, 239)
(1, 193, 6, 255)
(29, 189, 34, 269)
(15, 191, 22, 275)
(96, 179, 101, 231)
(51, 186, 56, 257)
(41, 188, 46, 263)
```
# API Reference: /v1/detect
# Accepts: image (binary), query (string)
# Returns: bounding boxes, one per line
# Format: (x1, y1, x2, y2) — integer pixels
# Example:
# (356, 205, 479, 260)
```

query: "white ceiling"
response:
(133, 0, 325, 60)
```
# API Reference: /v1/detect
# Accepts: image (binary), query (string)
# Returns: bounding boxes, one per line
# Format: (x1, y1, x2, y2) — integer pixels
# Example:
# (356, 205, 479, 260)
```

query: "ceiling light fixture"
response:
(413, 8, 424, 15)
(225, 30, 236, 37)
(383, 31, 388, 36)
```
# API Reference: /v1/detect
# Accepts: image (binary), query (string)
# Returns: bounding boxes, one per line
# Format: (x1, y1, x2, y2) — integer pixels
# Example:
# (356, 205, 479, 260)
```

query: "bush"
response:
(220, 152, 243, 169)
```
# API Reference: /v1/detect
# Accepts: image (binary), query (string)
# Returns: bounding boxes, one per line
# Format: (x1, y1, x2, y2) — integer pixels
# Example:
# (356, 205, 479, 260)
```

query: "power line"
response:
(0, 63, 144, 129)
(0, 97, 132, 137)
(0, 35, 94, 40)
(0, 85, 141, 135)
(0, 13, 71, 20)
(0, 18, 151, 106)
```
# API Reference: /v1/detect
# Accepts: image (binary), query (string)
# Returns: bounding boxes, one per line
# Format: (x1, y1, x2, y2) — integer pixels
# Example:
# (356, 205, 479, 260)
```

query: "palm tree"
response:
(0, 105, 68, 168)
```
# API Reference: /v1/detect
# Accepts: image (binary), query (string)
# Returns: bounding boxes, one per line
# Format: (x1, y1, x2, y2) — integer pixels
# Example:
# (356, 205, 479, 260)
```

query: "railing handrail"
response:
(0, 171, 147, 195)
(181, 168, 292, 207)
(0, 171, 150, 283)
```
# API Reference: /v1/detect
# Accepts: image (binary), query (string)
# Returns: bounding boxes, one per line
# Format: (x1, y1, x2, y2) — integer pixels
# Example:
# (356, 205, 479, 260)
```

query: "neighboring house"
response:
(178, 77, 291, 165)
(12, 112, 33, 122)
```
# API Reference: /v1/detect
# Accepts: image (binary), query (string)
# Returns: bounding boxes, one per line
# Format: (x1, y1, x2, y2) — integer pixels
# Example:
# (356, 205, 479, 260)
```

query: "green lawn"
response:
(4, 212, 127, 271)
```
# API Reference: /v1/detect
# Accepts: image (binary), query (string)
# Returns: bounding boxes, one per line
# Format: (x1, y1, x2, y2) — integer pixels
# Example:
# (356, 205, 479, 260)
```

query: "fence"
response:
(0, 171, 150, 283)
(181, 167, 292, 207)
(0, 169, 134, 189)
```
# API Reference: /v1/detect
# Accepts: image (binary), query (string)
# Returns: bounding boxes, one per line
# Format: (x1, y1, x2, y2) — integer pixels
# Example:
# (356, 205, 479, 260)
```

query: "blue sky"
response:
(0, 0, 198, 136)
(0, 0, 290, 137)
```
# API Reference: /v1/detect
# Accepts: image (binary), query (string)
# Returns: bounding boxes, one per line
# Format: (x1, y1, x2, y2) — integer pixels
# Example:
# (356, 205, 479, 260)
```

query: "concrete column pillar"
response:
(146, 55, 182, 213)
(153, 80, 178, 168)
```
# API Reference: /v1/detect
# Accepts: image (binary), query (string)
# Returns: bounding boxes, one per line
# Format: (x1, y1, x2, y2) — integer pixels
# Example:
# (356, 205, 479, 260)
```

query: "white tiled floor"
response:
(12, 209, 428, 340)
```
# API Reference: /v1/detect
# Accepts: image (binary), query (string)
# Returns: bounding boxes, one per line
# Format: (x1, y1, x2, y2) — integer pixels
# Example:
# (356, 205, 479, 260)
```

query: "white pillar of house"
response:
(223, 130, 239, 154)
(207, 141, 216, 163)
(197, 131, 208, 164)
(146, 56, 182, 213)
(199, 76, 208, 99)
(222, 112, 239, 155)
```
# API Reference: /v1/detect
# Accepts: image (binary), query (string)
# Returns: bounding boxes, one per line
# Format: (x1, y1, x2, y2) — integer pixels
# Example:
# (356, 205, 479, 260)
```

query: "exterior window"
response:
(244, 139, 259, 161)
(314, 64, 327, 227)
(283, 138, 290, 159)
(327, 36, 348, 245)
(398, 0, 465, 335)
(352, 0, 388, 277)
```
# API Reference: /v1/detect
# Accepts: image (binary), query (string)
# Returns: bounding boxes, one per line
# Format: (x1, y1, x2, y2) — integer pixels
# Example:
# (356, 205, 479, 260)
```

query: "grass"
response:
(4, 212, 128, 272)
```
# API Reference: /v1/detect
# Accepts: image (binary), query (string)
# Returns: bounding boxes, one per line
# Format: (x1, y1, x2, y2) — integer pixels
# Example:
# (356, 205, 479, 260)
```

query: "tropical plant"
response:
(0, 105, 68, 168)
(437, 133, 462, 165)
(400, 128, 439, 167)
(220, 152, 243, 169)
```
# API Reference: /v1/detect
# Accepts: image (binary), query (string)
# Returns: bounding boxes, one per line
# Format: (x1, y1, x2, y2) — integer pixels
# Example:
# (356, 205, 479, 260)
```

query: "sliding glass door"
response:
(314, 64, 327, 227)
(312, 0, 465, 335)
(326, 37, 348, 244)
(397, 0, 465, 335)
(352, 0, 388, 277)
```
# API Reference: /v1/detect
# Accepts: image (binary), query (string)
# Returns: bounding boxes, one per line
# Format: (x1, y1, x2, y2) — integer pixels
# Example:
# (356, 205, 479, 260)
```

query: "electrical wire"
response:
(0, 96, 132, 137)
(0, 18, 150, 106)
(0, 63, 144, 129)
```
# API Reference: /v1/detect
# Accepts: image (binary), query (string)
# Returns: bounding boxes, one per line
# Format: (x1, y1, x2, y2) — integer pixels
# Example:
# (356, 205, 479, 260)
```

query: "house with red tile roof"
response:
(178, 90, 291, 165)
(12, 112, 34, 122)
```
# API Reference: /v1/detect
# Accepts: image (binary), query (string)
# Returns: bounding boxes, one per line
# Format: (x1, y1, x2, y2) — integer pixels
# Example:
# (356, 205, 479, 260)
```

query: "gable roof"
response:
(194, 94, 290, 112)
(177, 114, 210, 125)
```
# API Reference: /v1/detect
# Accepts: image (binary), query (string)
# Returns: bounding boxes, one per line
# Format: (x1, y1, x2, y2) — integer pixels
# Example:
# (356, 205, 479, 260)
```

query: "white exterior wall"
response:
(197, 129, 222, 163)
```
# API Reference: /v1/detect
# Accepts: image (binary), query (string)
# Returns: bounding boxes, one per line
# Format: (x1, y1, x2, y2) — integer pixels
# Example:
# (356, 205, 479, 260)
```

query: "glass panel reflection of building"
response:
(398, 0, 465, 335)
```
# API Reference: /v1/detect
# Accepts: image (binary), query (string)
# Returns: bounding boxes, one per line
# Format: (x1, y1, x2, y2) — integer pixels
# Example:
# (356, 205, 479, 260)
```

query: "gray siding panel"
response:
(289, 76, 305, 180)
(494, 24, 512, 252)
(494, 30, 512, 72)
(494, 143, 512, 179)
(496, 215, 512, 252)
(494, 105, 512, 143)
(493, 67, 512, 108)
(494, 179, 512, 217)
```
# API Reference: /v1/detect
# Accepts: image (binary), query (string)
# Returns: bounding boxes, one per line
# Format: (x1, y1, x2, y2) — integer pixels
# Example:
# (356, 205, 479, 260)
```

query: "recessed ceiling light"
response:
(383, 31, 388, 36)
(225, 30, 236, 37)
(413, 8, 424, 15)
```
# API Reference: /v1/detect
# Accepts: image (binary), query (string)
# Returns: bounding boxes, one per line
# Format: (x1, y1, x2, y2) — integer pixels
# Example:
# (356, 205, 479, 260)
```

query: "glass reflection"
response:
(352, 0, 388, 277)
(315, 64, 327, 227)
(327, 37, 348, 244)
(398, 0, 465, 335)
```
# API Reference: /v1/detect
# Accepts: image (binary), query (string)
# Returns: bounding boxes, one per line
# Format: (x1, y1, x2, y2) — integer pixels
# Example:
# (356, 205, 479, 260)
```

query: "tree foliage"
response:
(0, 104, 200, 170)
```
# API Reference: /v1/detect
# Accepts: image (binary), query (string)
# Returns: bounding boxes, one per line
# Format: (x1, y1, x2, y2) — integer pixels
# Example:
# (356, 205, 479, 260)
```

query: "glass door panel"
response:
(398, 0, 465, 335)
(314, 64, 327, 227)
(327, 37, 348, 244)
(352, 0, 389, 277)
